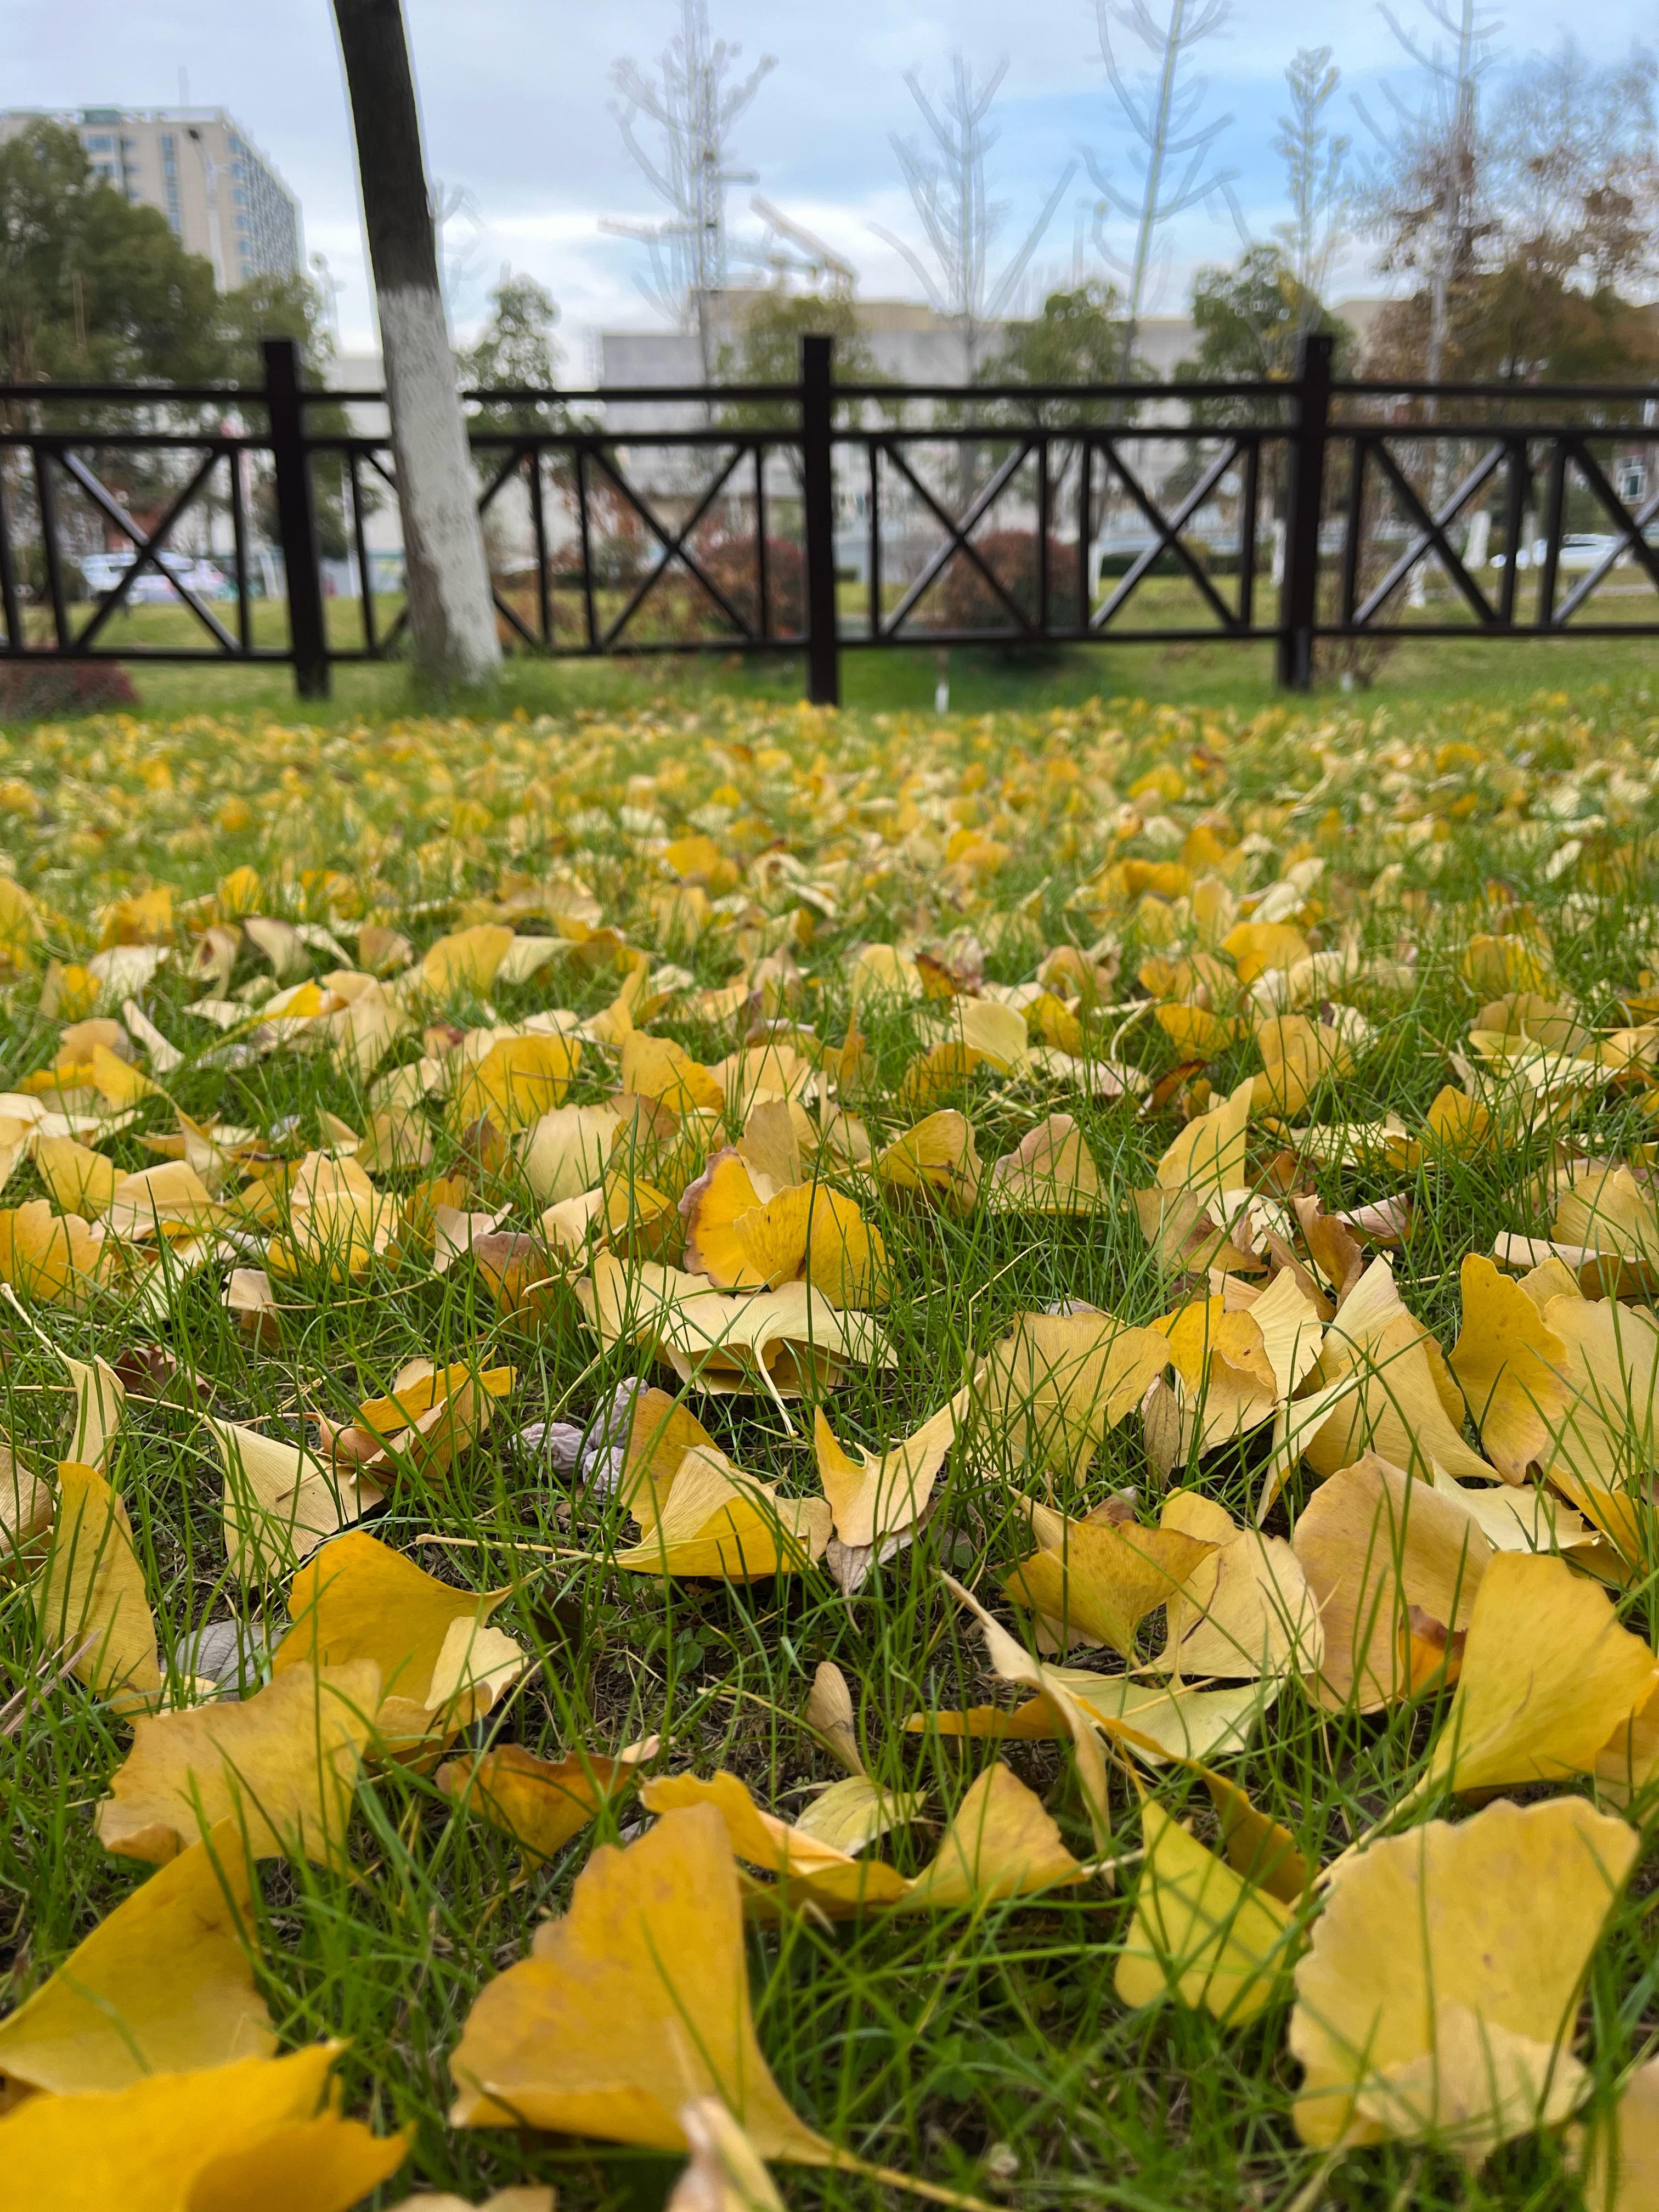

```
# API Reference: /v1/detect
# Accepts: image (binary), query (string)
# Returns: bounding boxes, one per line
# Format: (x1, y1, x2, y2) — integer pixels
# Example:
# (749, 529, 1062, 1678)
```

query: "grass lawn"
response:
(0, 674, 1657, 2209)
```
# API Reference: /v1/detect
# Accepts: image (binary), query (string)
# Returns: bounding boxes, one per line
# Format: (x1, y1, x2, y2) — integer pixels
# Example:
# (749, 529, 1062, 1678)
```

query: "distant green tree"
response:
(1180, 244, 1352, 385)
(714, 290, 882, 430)
(991, 280, 1130, 390)
(0, 120, 221, 393)
(460, 272, 568, 433)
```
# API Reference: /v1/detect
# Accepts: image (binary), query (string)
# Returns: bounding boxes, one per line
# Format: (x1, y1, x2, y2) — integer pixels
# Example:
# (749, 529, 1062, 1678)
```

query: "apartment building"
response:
(0, 106, 302, 289)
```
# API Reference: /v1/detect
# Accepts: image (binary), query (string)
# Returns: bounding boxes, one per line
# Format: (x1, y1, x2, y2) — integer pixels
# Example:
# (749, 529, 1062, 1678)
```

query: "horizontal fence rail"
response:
(1, 334, 1656, 702)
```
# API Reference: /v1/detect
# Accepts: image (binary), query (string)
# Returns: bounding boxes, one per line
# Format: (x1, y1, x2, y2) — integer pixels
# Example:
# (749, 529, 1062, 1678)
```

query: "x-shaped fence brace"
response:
(1547, 438, 1659, 622)
(1347, 438, 1509, 628)
(874, 438, 1039, 637)
(1091, 437, 1251, 634)
(16, 444, 239, 653)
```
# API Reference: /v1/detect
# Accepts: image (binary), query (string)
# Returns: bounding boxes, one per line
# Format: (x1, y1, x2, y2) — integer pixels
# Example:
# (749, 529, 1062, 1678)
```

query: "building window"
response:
(84, 132, 114, 150)
(161, 133, 174, 152)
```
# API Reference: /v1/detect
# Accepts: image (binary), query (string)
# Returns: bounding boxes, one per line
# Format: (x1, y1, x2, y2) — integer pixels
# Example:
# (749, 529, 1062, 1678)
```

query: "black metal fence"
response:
(2, 334, 1656, 703)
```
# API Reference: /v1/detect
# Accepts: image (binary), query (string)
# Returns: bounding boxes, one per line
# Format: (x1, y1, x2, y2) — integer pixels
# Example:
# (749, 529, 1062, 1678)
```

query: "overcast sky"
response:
(5, 0, 1655, 372)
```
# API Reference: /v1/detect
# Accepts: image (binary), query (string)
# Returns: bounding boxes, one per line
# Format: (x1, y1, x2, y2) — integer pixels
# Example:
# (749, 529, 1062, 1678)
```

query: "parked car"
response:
(78, 550, 232, 602)
(1492, 533, 1626, 572)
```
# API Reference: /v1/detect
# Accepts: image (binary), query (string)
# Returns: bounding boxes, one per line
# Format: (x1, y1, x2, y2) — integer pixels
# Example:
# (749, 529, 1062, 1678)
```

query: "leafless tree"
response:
(1085, 0, 1242, 375)
(332, 0, 500, 689)
(604, 0, 776, 380)
(1489, 43, 1659, 291)
(1358, 0, 1503, 387)
(1274, 49, 1352, 337)
(872, 57, 1076, 383)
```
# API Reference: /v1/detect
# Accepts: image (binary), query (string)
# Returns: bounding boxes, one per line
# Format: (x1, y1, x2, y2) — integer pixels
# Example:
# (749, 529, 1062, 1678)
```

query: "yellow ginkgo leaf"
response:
(34, 1136, 119, 1220)
(1155, 1491, 1322, 1681)
(1416, 1550, 1657, 1799)
(450, 1033, 581, 1132)
(518, 1101, 623, 1205)
(640, 1769, 911, 1911)
(97, 1660, 381, 1867)
(898, 1762, 1087, 1912)
(680, 1149, 770, 1288)
(0, 2044, 394, 2212)
(35, 1460, 161, 1716)
(874, 1110, 983, 1213)
(1005, 1510, 1216, 1659)
(1290, 1796, 1637, 2154)
(182, 2108, 411, 2212)
(272, 1532, 526, 1763)
(1576, 2055, 1659, 2211)
(203, 1417, 385, 1587)
(1250, 1013, 1352, 1118)
(612, 1446, 831, 1580)
(0, 1200, 108, 1306)
(1448, 1255, 1571, 1481)
(1154, 1075, 1253, 1205)
(421, 923, 515, 997)
(1223, 919, 1310, 986)
(351, 1356, 515, 1479)
(667, 2098, 786, 2212)
(1292, 1453, 1490, 1712)
(0, 1824, 274, 2095)
(813, 1382, 973, 1591)
(791, 1773, 927, 1857)
(579, 1255, 894, 1399)
(735, 1182, 888, 1308)
(449, 1803, 832, 2160)
(620, 1032, 725, 1116)
(975, 1308, 1170, 1480)
(983, 1114, 1105, 1214)
(1288, 1256, 1493, 1489)
(1115, 1802, 1297, 2025)
(438, 1737, 658, 1869)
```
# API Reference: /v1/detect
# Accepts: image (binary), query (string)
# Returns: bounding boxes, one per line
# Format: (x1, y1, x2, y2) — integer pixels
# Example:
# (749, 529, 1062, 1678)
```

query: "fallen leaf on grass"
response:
(1414, 1550, 1657, 1800)
(1115, 1801, 1297, 2025)
(641, 1769, 912, 1912)
(578, 1254, 894, 1400)
(669, 2097, 786, 2212)
(814, 1383, 974, 1591)
(1292, 1454, 1491, 1711)
(874, 1110, 982, 1213)
(612, 1447, 832, 1580)
(438, 1737, 658, 1868)
(97, 1660, 380, 1866)
(0, 2044, 406, 2212)
(519, 1102, 623, 1205)
(332, 1357, 514, 1482)
(974, 1309, 1169, 1482)
(1576, 2056, 1659, 2211)
(982, 1113, 1104, 1214)
(1448, 1255, 1572, 1480)
(0, 1823, 273, 2095)
(35, 1461, 161, 1715)
(1005, 1509, 1216, 1660)
(449, 1803, 832, 2159)
(0, 1201, 108, 1306)
(204, 1417, 385, 1587)
(1290, 1797, 1638, 2159)
(272, 1532, 526, 1763)
(1154, 1491, 1322, 1681)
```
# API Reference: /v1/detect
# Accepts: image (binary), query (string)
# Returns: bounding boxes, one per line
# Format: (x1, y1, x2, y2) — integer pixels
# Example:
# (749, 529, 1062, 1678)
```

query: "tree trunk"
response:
(332, 0, 500, 689)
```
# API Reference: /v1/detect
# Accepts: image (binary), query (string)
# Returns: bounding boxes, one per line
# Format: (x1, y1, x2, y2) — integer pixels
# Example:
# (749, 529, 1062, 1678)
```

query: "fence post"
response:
(1277, 331, 1333, 692)
(800, 334, 840, 707)
(263, 336, 330, 701)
